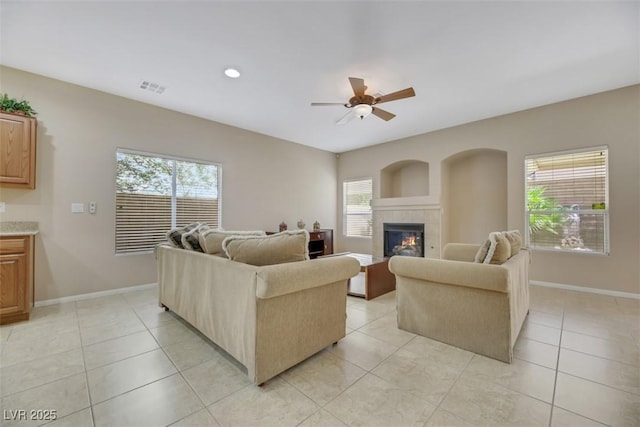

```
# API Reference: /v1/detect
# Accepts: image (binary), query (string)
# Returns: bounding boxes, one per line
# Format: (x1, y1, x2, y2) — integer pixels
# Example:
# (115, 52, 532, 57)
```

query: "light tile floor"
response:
(0, 285, 638, 426)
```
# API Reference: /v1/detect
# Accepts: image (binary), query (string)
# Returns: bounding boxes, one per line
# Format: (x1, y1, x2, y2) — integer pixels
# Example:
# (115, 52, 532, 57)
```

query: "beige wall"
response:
(0, 67, 338, 301)
(444, 149, 508, 244)
(387, 161, 430, 198)
(338, 85, 640, 295)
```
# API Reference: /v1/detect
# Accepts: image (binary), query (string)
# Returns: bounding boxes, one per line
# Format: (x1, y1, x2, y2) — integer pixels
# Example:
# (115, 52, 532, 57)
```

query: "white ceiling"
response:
(1, 1, 638, 153)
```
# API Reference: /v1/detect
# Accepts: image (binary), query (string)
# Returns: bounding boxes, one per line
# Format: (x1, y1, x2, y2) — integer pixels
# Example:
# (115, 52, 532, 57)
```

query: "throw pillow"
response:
(181, 224, 209, 252)
(198, 229, 266, 256)
(502, 230, 522, 256)
(166, 223, 203, 249)
(474, 239, 491, 263)
(483, 231, 511, 264)
(222, 229, 310, 266)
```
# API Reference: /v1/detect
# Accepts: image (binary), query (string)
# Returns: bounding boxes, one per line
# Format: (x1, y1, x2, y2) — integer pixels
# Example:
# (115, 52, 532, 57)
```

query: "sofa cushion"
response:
(473, 239, 491, 263)
(475, 232, 512, 264)
(484, 231, 512, 264)
(166, 223, 203, 249)
(181, 224, 209, 252)
(199, 229, 266, 256)
(222, 229, 310, 266)
(503, 230, 522, 256)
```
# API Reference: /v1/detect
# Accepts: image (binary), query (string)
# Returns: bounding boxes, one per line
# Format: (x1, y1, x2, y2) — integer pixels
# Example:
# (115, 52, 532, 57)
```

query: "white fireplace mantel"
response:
(371, 196, 442, 259)
(372, 195, 440, 211)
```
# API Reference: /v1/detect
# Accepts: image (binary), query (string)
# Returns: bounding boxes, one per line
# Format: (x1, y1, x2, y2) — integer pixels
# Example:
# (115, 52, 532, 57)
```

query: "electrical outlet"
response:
(89, 201, 97, 214)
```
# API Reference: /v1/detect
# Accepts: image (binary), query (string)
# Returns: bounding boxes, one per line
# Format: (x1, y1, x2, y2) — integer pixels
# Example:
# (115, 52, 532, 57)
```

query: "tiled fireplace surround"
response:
(372, 196, 441, 259)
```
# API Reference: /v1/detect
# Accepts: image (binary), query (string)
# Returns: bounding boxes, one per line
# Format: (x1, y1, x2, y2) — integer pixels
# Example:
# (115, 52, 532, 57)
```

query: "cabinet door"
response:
(0, 113, 36, 188)
(0, 253, 27, 316)
(322, 230, 333, 255)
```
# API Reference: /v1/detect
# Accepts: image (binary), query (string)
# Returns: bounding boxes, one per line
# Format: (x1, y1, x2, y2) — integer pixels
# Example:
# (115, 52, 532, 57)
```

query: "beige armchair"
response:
(389, 243, 530, 363)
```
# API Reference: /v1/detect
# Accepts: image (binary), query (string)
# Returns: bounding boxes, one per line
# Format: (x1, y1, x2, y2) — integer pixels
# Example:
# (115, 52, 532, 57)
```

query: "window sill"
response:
(528, 247, 609, 256)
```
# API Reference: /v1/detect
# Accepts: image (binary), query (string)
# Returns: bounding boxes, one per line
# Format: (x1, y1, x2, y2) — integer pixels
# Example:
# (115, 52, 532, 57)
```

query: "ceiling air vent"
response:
(139, 80, 166, 94)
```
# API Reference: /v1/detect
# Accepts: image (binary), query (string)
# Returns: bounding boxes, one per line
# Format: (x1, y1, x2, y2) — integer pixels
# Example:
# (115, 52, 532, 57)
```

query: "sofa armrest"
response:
(443, 243, 481, 262)
(256, 256, 360, 299)
(389, 256, 510, 293)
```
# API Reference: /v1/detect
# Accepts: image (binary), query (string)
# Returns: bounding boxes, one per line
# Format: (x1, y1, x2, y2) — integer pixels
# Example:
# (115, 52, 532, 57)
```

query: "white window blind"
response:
(344, 178, 372, 237)
(525, 147, 608, 254)
(115, 149, 221, 254)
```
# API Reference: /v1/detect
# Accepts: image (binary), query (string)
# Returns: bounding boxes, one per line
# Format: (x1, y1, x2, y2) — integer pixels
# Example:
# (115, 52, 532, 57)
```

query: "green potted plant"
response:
(0, 93, 37, 117)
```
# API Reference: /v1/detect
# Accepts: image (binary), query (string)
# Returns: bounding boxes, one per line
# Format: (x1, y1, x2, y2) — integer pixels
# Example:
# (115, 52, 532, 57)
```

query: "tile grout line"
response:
(548, 300, 566, 427)
(6, 289, 635, 426)
(6, 304, 91, 425)
(74, 299, 97, 427)
(132, 303, 219, 427)
(75, 299, 187, 425)
(290, 304, 407, 426)
(17, 303, 89, 426)
(86, 301, 210, 425)
(421, 350, 477, 425)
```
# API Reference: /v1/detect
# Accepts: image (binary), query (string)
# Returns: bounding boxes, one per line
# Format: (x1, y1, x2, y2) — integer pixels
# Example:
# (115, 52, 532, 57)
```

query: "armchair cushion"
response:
(475, 231, 511, 264)
(486, 231, 511, 264)
(473, 240, 491, 263)
(503, 230, 523, 256)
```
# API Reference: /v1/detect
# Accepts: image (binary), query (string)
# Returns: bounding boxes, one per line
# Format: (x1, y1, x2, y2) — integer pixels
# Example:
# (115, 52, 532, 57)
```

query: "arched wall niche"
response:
(380, 160, 429, 198)
(441, 148, 508, 245)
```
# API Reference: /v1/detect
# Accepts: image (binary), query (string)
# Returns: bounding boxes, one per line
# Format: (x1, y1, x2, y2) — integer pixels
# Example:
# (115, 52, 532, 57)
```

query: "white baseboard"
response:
(34, 283, 158, 307)
(33, 280, 638, 307)
(530, 280, 640, 300)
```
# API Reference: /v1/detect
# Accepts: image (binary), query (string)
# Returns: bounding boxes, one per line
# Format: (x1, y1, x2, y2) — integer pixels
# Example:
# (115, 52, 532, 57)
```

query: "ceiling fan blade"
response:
(311, 102, 344, 106)
(372, 107, 396, 121)
(348, 77, 367, 98)
(336, 110, 355, 125)
(375, 87, 415, 104)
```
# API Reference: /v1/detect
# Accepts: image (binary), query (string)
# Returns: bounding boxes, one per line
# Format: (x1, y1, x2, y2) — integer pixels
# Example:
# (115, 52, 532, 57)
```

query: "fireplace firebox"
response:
(384, 223, 424, 257)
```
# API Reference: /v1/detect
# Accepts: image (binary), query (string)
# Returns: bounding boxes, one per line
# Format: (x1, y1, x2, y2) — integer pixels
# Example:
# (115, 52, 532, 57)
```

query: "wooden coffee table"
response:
(343, 253, 396, 300)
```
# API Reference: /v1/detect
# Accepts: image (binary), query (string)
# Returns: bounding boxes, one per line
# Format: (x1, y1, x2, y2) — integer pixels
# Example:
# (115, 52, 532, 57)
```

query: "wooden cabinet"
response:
(0, 235, 34, 324)
(0, 112, 37, 189)
(309, 229, 333, 258)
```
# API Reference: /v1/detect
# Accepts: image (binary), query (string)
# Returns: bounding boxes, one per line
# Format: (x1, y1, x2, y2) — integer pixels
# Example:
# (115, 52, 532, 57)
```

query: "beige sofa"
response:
(389, 243, 530, 363)
(156, 245, 360, 385)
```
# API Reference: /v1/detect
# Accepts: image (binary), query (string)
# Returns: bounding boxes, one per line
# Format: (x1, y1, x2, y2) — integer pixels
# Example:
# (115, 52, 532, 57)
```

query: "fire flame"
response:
(402, 235, 416, 246)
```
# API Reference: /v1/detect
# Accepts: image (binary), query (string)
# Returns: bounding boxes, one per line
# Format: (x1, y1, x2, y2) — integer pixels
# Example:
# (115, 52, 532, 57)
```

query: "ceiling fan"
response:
(311, 77, 415, 124)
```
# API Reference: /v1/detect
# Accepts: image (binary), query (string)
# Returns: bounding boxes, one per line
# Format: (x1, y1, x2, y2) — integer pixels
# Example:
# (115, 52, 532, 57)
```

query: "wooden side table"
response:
(343, 253, 396, 300)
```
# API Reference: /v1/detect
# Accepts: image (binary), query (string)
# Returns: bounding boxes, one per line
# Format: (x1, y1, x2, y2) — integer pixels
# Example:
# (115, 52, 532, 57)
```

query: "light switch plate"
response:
(0, 202, 5, 213)
(71, 203, 85, 213)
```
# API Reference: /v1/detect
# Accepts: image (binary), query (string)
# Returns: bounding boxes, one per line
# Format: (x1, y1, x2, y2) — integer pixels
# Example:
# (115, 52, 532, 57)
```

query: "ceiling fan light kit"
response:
(353, 103, 373, 119)
(311, 77, 415, 124)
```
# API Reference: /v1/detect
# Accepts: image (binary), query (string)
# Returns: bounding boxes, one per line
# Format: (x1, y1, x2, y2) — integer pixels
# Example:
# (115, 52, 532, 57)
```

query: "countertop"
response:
(0, 221, 39, 236)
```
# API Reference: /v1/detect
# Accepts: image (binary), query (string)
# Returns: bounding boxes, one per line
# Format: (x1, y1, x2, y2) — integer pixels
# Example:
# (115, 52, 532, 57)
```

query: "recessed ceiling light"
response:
(224, 68, 241, 78)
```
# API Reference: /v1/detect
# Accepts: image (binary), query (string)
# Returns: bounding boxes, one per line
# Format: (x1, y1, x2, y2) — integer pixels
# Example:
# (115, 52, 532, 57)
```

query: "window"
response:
(525, 147, 608, 254)
(343, 178, 372, 237)
(115, 149, 221, 254)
